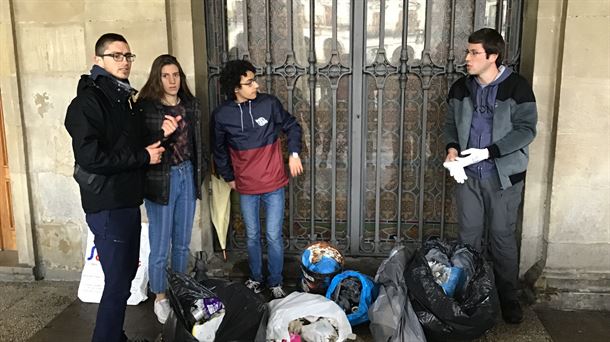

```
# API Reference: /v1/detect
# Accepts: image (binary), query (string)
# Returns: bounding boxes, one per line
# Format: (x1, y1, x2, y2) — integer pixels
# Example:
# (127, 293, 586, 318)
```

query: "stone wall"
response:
(521, 0, 610, 310)
(0, 0, 211, 279)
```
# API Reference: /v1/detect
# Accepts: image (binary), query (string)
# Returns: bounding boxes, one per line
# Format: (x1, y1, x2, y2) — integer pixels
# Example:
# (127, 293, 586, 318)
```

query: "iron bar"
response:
(265, 0, 272, 90)
(330, 0, 338, 246)
(308, 0, 317, 242)
(241, 0, 251, 59)
(395, 0, 410, 244)
(349, 0, 366, 253)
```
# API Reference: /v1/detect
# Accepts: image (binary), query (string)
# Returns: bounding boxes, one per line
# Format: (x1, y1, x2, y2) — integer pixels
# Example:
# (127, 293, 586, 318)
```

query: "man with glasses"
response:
(212, 60, 303, 299)
(443, 28, 537, 324)
(65, 33, 164, 342)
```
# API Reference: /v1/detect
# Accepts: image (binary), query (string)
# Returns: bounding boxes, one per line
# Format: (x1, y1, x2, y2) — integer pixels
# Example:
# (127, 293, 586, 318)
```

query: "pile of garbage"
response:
(161, 238, 499, 341)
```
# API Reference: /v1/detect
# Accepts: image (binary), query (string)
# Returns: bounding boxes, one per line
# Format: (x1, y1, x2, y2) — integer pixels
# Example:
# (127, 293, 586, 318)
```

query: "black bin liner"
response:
(405, 239, 499, 341)
(164, 269, 266, 342)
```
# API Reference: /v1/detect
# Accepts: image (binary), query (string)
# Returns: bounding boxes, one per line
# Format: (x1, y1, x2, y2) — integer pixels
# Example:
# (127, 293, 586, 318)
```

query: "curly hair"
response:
(219, 60, 256, 100)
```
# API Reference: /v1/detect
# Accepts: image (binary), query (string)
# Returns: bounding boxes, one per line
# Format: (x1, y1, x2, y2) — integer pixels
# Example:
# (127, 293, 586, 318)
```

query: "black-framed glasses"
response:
(240, 77, 258, 86)
(464, 49, 486, 57)
(98, 52, 136, 62)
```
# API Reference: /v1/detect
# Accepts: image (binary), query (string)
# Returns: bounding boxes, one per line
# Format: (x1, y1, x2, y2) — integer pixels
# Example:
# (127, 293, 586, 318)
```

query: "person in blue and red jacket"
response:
(212, 60, 303, 299)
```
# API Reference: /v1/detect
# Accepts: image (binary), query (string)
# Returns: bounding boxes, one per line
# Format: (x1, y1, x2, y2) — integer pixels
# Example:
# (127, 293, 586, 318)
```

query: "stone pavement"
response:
(1, 251, 609, 342)
(1, 279, 553, 342)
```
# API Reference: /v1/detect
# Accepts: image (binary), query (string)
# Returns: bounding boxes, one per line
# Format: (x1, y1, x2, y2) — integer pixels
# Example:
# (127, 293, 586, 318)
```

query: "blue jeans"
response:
(240, 187, 285, 287)
(86, 207, 141, 342)
(145, 161, 196, 294)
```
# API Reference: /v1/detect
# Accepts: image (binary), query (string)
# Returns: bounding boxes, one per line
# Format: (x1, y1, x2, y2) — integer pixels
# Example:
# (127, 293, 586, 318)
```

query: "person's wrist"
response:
(291, 152, 299, 159)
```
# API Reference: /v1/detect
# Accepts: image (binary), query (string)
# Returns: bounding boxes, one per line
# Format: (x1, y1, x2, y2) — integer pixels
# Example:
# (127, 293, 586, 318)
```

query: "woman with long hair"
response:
(137, 54, 207, 324)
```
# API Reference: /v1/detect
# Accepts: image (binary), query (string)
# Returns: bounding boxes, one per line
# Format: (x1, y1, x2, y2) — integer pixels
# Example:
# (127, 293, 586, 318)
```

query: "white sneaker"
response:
(154, 298, 171, 324)
(270, 285, 287, 299)
(245, 279, 263, 294)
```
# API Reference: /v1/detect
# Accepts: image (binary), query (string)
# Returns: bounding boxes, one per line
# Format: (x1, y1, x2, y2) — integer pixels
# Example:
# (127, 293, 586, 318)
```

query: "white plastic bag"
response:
(192, 311, 225, 342)
(266, 292, 352, 342)
(301, 318, 338, 342)
(77, 223, 149, 305)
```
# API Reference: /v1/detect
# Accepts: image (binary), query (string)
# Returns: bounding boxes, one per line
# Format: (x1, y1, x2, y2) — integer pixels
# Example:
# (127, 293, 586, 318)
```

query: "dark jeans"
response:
(86, 207, 141, 342)
(455, 176, 524, 302)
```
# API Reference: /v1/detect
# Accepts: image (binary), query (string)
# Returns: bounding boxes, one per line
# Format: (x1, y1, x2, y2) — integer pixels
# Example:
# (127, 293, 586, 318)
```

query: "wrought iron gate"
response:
(205, 0, 523, 256)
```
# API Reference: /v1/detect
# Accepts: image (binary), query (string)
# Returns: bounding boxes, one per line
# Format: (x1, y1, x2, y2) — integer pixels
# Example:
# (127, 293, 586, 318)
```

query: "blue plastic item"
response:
(325, 270, 378, 326)
(441, 266, 464, 297)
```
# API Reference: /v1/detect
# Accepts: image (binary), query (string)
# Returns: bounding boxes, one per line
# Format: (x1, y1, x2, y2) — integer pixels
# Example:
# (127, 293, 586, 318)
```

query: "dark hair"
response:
(95, 33, 128, 56)
(219, 60, 256, 100)
(468, 28, 505, 67)
(139, 54, 194, 102)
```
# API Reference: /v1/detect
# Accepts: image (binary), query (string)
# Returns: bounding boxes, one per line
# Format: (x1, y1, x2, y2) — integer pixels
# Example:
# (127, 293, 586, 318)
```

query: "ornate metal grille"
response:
(205, 0, 523, 256)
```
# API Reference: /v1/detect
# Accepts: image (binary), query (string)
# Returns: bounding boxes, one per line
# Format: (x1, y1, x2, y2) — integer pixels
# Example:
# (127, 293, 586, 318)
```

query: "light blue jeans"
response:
(145, 160, 196, 294)
(240, 187, 285, 287)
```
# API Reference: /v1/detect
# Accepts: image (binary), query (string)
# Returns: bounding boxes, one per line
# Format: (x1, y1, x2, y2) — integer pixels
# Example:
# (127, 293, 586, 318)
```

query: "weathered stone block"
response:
(16, 24, 87, 74)
(35, 173, 83, 223)
(36, 223, 84, 272)
(13, 0, 85, 23)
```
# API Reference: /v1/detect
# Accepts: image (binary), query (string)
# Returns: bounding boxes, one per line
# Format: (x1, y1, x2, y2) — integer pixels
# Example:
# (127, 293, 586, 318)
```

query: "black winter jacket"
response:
(65, 74, 152, 213)
(136, 97, 207, 204)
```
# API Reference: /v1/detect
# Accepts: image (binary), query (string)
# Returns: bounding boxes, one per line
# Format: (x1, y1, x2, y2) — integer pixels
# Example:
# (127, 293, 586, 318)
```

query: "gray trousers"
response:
(455, 175, 524, 301)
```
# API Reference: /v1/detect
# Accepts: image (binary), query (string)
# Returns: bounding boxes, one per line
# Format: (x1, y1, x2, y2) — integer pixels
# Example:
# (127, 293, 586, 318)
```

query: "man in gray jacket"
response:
(443, 28, 537, 324)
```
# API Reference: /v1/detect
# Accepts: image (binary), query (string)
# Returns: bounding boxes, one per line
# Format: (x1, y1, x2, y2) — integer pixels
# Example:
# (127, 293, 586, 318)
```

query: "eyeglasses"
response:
(464, 49, 486, 57)
(98, 52, 136, 62)
(240, 77, 258, 86)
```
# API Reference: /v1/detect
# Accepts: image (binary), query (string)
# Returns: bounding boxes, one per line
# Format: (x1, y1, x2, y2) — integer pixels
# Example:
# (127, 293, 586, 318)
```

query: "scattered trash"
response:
(164, 270, 265, 342)
(301, 317, 339, 342)
(426, 261, 464, 298)
(326, 270, 377, 326)
(265, 292, 353, 342)
(191, 311, 225, 342)
(406, 239, 499, 341)
(300, 242, 344, 294)
(368, 245, 426, 342)
(190, 297, 224, 322)
(200, 278, 266, 341)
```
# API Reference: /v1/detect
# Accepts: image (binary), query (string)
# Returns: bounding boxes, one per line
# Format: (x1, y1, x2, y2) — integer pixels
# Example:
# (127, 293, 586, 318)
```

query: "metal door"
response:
(205, 0, 523, 256)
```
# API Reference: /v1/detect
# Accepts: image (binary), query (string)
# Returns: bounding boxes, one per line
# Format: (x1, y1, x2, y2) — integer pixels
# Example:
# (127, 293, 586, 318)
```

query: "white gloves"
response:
(443, 161, 468, 184)
(455, 148, 489, 167)
(443, 148, 490, 184)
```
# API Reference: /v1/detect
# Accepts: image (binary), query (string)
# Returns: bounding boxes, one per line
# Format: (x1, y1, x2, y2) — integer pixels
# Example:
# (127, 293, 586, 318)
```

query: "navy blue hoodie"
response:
(212, 93, 302, 194)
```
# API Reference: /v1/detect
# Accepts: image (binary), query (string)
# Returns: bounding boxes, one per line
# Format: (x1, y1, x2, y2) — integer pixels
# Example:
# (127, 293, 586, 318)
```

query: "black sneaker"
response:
(501, 299, 524, 324)
(245, 278, 263, 294)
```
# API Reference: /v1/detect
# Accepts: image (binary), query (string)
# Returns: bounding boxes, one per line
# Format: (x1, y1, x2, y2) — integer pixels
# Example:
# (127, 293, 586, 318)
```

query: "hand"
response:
(443, 161, 468, 184)
(445, 148, 459, 162)
(146, 141, 165, 164)
(456, 148, 489, 167)
(161, 115, 182, 138)
(227, 181, 236, 190)
(288, 155, 303, 177)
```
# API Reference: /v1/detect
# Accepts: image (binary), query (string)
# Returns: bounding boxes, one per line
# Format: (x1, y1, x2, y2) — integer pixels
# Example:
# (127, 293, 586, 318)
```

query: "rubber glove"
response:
(443, 161, 468, 184)
(455, 148, 489, 167)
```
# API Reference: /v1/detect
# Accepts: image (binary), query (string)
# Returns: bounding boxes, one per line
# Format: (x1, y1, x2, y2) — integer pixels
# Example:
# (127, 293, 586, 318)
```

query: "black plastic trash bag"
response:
(165, 270, 266, 342)
(200, 278, 266, 341)
(162, 310, 199, 342)
(368, 245, 427, 342)
(405, 239, 499, 341)
(166, 269, 219, 331)
(164, 269, 219, 342)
